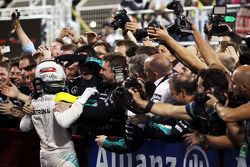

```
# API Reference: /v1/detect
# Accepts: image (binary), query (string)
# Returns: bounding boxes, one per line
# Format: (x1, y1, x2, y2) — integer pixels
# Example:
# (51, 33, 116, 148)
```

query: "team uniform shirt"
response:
(20, 94, 78, 167)
(152, 76, 175, 103)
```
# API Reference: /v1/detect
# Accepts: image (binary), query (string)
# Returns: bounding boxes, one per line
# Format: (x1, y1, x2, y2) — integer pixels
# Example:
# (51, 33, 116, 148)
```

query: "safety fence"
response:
(1, 128, 250, 167)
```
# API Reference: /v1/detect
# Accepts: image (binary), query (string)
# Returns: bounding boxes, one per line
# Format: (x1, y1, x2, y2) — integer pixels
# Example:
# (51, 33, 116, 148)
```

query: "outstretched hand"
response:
(147, 26, 169, 41)
(0, 81, 20, 99)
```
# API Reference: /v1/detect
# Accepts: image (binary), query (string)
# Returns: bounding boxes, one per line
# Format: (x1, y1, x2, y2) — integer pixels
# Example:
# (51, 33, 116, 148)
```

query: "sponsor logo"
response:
(71, 86, 78, 94)
(183, 146, 209, 167)
(40, 67, 56, 73)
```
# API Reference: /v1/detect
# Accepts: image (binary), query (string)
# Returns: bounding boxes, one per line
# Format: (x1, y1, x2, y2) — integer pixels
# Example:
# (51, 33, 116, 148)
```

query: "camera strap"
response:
(156, 75, 169, 87)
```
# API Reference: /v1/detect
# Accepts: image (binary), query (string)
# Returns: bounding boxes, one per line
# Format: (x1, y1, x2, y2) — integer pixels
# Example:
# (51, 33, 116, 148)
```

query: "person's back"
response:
(30, 94, 73, 151)
(20, 60, 79, 167)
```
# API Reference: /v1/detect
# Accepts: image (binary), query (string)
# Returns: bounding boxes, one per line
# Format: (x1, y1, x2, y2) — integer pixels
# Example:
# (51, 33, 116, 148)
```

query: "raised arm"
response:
(54, 87, 98, 128)
(191, 22, 229, 74)
(147, 27, 207, 74)
(14, 19, 36, 54)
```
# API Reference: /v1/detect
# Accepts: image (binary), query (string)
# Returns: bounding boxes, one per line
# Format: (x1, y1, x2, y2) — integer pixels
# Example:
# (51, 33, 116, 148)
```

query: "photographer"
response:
(130, 68, 235, 149)
(206, 65, 250, 147)
(95, 53, 179, 153)
(95, 53, 149, 153)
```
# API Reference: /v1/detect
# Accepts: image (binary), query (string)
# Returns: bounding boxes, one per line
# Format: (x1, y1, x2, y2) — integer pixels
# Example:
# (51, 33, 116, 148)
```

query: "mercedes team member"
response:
(1, 60, 96, 167)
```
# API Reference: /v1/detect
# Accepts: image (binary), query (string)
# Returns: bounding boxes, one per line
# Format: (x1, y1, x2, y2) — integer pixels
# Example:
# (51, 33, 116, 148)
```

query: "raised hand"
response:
(38, 45, 52, 60)
(147, 26, 169, 41)
(125, 22, 142, 32)
(0, 81, 20, 99)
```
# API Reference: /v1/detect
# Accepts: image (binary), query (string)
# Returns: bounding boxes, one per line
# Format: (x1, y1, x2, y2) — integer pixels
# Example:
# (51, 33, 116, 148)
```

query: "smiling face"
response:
(0, 67, 9, 87)
(25, 68, 36, 91)
(10, 66, 22, 85)
(99, 61, 116, 84)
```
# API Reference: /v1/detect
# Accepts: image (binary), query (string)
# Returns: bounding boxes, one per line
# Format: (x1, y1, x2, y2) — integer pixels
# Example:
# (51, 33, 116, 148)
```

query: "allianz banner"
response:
(88, 140, 250, 167)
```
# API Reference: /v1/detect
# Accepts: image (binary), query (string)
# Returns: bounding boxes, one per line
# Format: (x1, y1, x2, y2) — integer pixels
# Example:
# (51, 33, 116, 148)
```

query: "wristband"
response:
(144, 101, 154, 113)
(213, 102, 220, 110)
(199, 134, 206, 147)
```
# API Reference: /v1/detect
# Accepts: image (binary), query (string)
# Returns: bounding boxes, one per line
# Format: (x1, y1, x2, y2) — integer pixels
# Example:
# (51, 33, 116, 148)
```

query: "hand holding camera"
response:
(0, 100, 14, 115)
(10, 9, 21, 34)
(59, 27, 78, 45)
(166, 0, 193, 36)
(125, 22, 142, 32)
(147, 26, 169, 41)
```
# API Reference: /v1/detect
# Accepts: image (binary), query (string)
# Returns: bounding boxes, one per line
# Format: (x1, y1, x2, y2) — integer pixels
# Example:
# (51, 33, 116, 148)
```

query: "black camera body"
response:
(194, 93, 211, 105)
(166, 0, 192, 36)
(11, 9, 20, 20)
(111, 9, 131, 30)
(112, 65, 145, 114)
(114, 76, 145, 114)
(134, 19, 161, 41)
(207, 5, 229, 36)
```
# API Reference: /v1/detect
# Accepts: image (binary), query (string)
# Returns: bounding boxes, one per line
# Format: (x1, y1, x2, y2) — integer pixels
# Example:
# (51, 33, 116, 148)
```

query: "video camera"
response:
(206, 5, 235, 36)
(133, 19, 161, 41)
(166, 0, 192, 36)
(111, 9, 131, 30)
(112, 66, 145, 114)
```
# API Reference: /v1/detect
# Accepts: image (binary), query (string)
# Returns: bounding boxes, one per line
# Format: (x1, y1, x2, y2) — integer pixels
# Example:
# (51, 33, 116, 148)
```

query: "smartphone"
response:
(1, 46, 10, 54)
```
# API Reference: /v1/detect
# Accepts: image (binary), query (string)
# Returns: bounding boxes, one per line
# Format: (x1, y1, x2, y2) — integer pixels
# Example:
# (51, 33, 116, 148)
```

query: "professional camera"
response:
(112, 65, 145, 113)
(114, 76, 145, 114)
(11, 9, 20, 20)
(111, 9, 131, 30)
(134, 19, 161, 41)
(10, 9, 21, 34)
(194, 93, 211, 106)
(166, 0, 192, 36)
(206, 5, 233, 36)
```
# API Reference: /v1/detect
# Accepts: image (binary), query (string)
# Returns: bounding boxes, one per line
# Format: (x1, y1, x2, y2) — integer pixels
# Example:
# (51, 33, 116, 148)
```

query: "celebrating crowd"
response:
(0, 5, 250, 167)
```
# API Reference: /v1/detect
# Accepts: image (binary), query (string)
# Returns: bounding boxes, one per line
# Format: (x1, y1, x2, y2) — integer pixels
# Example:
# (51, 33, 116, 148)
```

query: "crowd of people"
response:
(0, 4, 250, 166)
